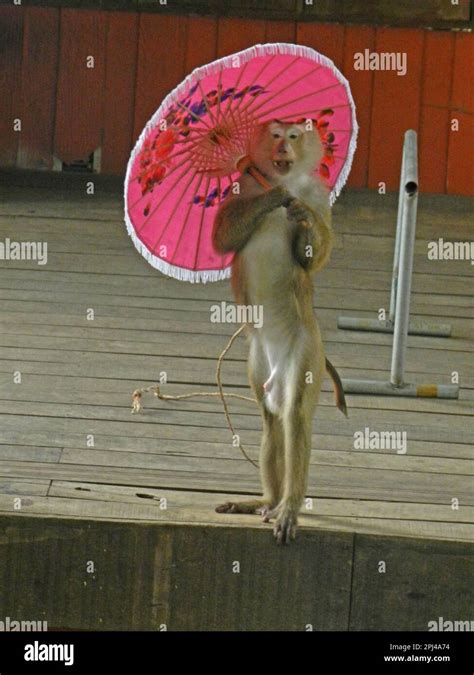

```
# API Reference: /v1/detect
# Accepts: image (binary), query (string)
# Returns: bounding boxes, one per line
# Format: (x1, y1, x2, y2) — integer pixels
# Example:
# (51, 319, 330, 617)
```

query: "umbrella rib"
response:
(128, 151, 194, 210)
(167, 171, 206, 265)
(216, 68, 223, 120)
(192, 174, 216, 272)
(221, 57, 252, 119)
(228, 53, 278, 119)
(252, 81, 343, 120)
(197, 79, 219, 127)
(276, 103, 351, 119)
(152, 168, 199, 249)
(129, 145, 193, 186)
(176, 101, 214, 131)
(135, 164, 191, 233)
(241, 59, 321, 118)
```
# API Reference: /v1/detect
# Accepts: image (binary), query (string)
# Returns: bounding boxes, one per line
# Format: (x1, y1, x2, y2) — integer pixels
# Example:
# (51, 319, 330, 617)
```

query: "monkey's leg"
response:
(215, 337, 284, 515)
(266, 360, 321, 544)
(215, 406, 284, 515)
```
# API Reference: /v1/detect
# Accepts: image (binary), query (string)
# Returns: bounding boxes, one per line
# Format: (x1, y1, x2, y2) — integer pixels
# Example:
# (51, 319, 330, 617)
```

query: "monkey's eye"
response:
(272, 133, 282, 139)
(289, 133, 299, 139)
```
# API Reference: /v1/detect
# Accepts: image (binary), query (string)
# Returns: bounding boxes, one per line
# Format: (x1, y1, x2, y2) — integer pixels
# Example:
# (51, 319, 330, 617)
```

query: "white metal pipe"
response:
(390, 131, 418, 386)
(389, 143, 407, 322)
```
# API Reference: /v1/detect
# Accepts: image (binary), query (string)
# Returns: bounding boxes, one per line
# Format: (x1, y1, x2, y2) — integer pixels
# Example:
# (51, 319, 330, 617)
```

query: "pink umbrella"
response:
(124, 43, 358, 283)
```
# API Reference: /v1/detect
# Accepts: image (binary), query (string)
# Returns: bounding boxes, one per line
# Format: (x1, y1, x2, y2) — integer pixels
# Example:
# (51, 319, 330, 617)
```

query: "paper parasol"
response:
(124, 43, 358, 283)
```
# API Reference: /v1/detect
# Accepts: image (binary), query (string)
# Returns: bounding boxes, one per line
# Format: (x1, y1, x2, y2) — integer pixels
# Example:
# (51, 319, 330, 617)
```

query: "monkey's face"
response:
(249, 121, 323, 182)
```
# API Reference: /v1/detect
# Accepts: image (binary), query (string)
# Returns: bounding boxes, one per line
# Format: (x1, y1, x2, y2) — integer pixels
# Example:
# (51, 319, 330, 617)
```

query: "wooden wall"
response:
(0, 6, 472, 194)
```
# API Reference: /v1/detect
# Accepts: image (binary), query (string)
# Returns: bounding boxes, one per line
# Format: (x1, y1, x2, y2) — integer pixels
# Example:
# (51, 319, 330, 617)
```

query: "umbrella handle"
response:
(236, 156, 311, 228)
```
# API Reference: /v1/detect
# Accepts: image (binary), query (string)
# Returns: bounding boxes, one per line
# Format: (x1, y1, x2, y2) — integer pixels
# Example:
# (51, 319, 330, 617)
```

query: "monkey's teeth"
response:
(273, 160, 293, 169)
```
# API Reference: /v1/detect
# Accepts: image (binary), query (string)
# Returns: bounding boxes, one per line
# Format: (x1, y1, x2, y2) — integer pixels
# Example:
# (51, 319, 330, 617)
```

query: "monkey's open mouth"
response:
(272, 160, 293, 174)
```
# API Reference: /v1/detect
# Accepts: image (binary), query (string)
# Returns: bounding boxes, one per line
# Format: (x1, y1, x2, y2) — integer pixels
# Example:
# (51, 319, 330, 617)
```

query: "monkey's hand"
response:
(286, 198, 315, 229)
(266, 185, 293, 210)
(291, 205, 333, 273)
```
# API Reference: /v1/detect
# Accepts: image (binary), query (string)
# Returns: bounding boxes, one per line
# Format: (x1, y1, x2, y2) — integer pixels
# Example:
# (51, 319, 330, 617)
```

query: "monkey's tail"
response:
(325, 357, 348, 417)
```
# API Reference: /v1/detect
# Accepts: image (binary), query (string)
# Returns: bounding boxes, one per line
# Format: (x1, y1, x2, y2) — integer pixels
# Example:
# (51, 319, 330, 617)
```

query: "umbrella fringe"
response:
(124, 208, 231, 283)
(124, 42, 358, 280)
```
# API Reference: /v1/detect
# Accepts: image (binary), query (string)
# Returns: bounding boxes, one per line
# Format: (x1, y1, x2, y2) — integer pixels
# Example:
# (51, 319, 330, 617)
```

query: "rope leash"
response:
(131, 324, 259, 469)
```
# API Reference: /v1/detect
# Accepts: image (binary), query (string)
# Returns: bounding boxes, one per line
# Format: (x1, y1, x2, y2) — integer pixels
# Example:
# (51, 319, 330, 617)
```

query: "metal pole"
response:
(389, 144, 406, 322)
(390, 130, 418, 387)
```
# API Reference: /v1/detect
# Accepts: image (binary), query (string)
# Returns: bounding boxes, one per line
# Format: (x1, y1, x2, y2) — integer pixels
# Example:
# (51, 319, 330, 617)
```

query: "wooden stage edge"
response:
(0, 514, 473, 631)
(0, 178, 472, 630)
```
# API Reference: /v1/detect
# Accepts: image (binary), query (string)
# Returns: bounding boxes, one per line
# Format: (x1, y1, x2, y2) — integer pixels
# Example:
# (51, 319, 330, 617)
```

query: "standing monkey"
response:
(213, 120, 343, 544)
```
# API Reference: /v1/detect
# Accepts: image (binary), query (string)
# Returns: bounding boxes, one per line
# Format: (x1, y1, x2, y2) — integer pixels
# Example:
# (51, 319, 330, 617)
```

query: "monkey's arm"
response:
(213, 185, 289, 254)
(289, 201, 333, 273)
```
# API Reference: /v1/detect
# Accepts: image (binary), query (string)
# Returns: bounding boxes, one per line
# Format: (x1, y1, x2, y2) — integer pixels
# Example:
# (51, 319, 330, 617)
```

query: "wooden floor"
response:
(0, 180, 472, 538)
(0, 176, 473, 630)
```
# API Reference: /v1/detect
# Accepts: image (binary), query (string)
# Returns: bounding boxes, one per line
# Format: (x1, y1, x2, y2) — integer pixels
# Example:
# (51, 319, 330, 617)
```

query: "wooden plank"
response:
(2, 317, 473, 355)
(54, 9, 106, 164)
(419, 106, 450, 195)
(133, 14, 187, 140)
(0, 350, 471, 390)
(101, 11, 138, 175)
(0, 323, 472, 372)
(0, 478, 50, 496)
(1, 368, 473, 419)
(418, 31, 454, 194)
(17, 7, 59, 170)
(0, 5, 23, 167)
(14, 492, 470, 541)
(0, 187, 471, 232)
(1, 295, 472, 339)
(167, 525, 351, 631)
(0, 515, 352, 631)
(264, 19, 295, 43)
(451, 32, 474, 115)
(0, 275, 472, 312)
(47, 481, 474, 525)
(3, 393, 474, 443)
(0, 456, 471, 506)
(0, 444, 61, 463)
(447, 111, 474, 196)
(55, 445, 472, 480)
(0, 277, 472, 316)
(447, 32, 473, 196)
(422, 30, 455, 109)
(3, 242, 473, 277)
(0, 255, 471, 296)
(342, 25, 375, 189)
(296, 21, 345, 69)
(368, 28, 424, 191)
(216, 17, 266, 57)
(2, 420, 472, 461)
(0, 516, 172, 630)
(1, 383, 472, 440)
(350, 535, 474, 630)
(185, 16, 217, 72)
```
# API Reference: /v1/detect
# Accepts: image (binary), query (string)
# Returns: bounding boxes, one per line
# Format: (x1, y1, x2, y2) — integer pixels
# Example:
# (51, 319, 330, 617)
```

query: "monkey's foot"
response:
(215, 499, 269, 515)
(263, 504, 298, 545)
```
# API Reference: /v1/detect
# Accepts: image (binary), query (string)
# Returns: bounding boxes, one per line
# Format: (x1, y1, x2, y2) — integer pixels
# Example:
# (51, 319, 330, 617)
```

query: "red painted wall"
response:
(0, 7, 472, 195)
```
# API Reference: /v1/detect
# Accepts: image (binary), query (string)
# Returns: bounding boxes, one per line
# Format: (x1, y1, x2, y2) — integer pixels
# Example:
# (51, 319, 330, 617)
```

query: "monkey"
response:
(212, 120, 345, 544)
